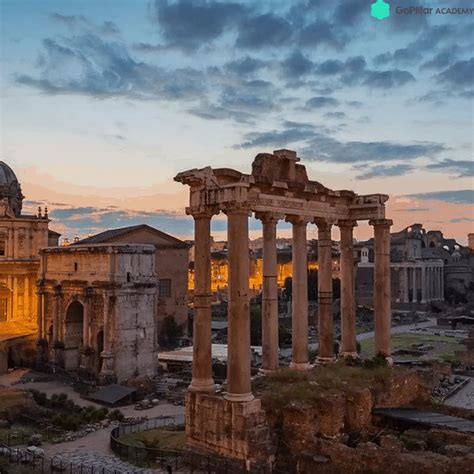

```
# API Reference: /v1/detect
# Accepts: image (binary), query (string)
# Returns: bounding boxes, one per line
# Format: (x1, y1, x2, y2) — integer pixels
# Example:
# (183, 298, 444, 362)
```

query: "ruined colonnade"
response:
(176, 150, 393, 402)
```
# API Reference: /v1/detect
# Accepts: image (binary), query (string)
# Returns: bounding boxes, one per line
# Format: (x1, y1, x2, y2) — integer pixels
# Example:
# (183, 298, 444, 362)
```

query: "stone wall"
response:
(186, 391, 274, 465)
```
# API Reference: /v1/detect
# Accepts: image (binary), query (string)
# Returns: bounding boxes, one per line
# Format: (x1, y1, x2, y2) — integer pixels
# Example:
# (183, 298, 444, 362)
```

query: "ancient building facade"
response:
(175, 150, 392, 463)
(356, 223, 471, 305)
(38, 243, 158, 382)
(74, 225, 189, 329)
(0, 161, 60, 374)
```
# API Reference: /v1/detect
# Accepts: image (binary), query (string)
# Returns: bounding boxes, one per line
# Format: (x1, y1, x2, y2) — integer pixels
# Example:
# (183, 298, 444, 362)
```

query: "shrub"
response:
(108, 409, 124, 422)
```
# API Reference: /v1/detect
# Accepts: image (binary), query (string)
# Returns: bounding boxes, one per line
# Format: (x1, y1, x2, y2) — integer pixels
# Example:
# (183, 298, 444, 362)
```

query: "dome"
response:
(0, 161, 24, 217)
(0, 162, 18, 187)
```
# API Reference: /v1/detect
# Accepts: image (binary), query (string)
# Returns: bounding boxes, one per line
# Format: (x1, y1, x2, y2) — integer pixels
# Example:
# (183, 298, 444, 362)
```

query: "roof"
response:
(87, 384, 137, 405)
(48, 229, 61, 237)
(74, 224, 188, 249)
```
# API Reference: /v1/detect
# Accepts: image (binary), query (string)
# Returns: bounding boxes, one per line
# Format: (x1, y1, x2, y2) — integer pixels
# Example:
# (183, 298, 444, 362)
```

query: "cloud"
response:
(426, 159, 474, 178)
(353, 164, 414, 180)
(324, 111, 346, 119)
(16, 34, 205, 101)
(394, 208, 431, 212)
(235, 127, 319, 149)
(407, 190, 474, 205)
(362, 70, 415, 89)
(224, 56, 266, 76)
(436, 58, 474, 88)
(236, 123, 445, 164)
(280, 50, 314, 79)
(50, 12, 120, 35)
(152, 0, 245, 50)
(298, 20, 344, 49)
(236, 13, 292, 49)
(449, 217, 474, 223)
(305, 96, 339, 109)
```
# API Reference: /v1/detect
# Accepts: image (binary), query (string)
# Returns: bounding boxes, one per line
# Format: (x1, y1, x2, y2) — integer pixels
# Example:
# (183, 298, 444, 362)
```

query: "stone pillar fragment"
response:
(403, 267, 409, 303)
(316, 219, 334, 363)
(338, 220, 357, 358)
(36, 282, 44, 339)
(421, 266, 427, 303)
(256, 212, 281, 373)
(225, 206, 253, 401)
(287, 215, 310, 370)
(189, 211, 215, 393)
(53, 286, 61, 341)
(412, 267, 418, 303)
(369, 219, 392, 358)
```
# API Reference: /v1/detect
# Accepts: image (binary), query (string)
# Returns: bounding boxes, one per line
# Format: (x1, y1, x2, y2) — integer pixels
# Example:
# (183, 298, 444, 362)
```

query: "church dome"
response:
(0, 161, 24, 217)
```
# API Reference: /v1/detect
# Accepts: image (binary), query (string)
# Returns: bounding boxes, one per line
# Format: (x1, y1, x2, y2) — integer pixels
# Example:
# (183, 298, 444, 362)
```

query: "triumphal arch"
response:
(175, 149, 392, 463)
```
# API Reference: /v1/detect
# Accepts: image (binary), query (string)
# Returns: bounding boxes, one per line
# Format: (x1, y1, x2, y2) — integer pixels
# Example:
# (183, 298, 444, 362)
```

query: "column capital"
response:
(314, 218, 334, 231)
(222, 202, 252, 216)
(255, 211, 284, 224)
(286, 214, 312, 225)
(187, 206, 219, 219)
(369, 218, 393, 228)
(337, 219, 358, 229)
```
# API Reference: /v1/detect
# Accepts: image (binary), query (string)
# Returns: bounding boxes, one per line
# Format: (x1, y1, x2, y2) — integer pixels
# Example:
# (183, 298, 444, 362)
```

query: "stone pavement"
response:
(445, 377, 474, 411)
(50, 448, 157, 473)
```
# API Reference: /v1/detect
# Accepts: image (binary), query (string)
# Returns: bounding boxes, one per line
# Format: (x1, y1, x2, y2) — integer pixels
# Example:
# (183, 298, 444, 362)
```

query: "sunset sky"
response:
(1, 0, 472, 243)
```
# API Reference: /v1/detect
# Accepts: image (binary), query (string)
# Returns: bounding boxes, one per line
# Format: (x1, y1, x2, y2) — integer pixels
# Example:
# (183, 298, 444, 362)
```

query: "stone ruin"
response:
(175, 150, 394, 464)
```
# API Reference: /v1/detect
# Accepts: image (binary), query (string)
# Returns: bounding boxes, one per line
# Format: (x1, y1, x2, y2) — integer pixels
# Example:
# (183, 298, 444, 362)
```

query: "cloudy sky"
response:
(1, 0, 473, 243)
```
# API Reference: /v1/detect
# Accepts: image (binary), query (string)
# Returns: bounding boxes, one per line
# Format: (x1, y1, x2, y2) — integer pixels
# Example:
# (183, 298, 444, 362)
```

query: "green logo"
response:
(371, 0, 390, 20)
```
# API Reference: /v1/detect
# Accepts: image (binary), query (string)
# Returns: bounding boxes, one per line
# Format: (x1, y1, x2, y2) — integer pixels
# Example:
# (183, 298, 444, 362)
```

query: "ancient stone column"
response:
(421, 266, 427, 303)
(338, 220, 357, 358)
(36, 282, 44, 339)
(225, 205, 253, 401)
(189, 211, 215, 393)
(53, 286, 62, 341)
(12, 276, 18, 321)
(286, 216, 310, 370)
(439, 267, 444, 301)
(100, 292, 115, 378)
(412, 267, 418, 303)
(369, 219, 392, 358)
(403, 266, 409, 303)
(256, 212, 280, 373)
(316, 219, 334, 363)
(83, 289, 92, 347)
(436, 267, 441, 300)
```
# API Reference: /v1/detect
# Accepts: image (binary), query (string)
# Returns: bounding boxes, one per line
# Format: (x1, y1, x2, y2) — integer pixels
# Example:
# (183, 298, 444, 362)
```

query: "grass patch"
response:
(360, 333, 464, 361)
(253, 361, 393, 412)
(119, 428, 186, 451)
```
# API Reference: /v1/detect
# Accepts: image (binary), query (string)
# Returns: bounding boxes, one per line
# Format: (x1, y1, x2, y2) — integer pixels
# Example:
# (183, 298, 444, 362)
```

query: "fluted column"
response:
(189, 210, 215, 393)
(412, 267, 418, 303)
(436, 267, 441, 300)
(83, 288, 92, 347)
(316, 219, 334, 363)
(53, 286, 62, 341)
(369, 219, 392, 358)
(287, 215, 310, 370)
(36, 282, 44, 338)
(338, 220, 357, 358)
(403, 267, 409, 303)
(256, 212, 281, 373)
(225, 205, 253, 402)
(439, 267, 444, 301)
(421, 266, 427, 303)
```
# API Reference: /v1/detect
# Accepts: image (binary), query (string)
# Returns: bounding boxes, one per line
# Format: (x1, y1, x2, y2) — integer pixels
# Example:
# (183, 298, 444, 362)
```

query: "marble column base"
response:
(188, 378, 215, 393)
(290, 361, 312, 370)
(315, 356, 334, 365)
(224, 392, 255, 403)
(340, 351, 359, 359)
